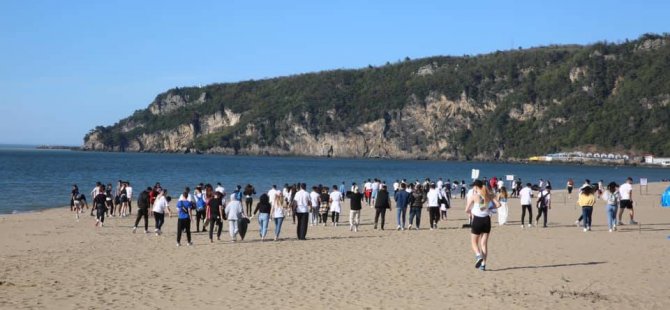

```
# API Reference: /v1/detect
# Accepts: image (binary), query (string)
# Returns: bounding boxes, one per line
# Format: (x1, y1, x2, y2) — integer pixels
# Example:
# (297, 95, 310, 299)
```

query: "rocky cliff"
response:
(84, 33, 670, 159)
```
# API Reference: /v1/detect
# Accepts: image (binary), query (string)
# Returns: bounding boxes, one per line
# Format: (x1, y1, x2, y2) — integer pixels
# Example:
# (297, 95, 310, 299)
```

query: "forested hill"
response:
(84, 33, 670, 160)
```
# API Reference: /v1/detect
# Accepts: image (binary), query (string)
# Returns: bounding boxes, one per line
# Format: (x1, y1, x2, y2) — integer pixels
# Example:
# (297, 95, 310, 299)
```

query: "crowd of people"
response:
(69, 175, 639, 270)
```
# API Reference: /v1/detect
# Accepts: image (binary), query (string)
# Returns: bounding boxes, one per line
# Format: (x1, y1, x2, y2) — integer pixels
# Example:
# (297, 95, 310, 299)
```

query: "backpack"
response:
(607, 192, 619, 206)
(196, 194, 206, 211)
(234, 191, 242, 201)
(537, 191, 549, 208)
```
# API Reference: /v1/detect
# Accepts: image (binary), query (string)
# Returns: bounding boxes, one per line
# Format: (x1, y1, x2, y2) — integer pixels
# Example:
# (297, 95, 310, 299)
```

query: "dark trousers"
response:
(128, 200, 132, 215)
(321, 212, 329, 224)
(154, 212, 165, 230)
(209, 216, 222, 240)
(536, 207, 548, 227)
(409, 207, 422, 228)
(296, 212, 309, 240)
(245, 198, 253, 216)
(374, 208, 387, 229)
(521, 204, 532, 225)
(96, 208, 106, 223)
(134, 208, 149, 231)
(177, 218, 191, 244)
(428, 207, 440, 228)
(195, 209, 206, 231)
(331, 211, 339, 223)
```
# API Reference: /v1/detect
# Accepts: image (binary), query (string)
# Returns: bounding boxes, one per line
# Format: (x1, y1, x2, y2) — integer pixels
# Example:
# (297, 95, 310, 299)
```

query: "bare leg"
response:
(470, 234, 481, 256)
(479, 233, 490, 264)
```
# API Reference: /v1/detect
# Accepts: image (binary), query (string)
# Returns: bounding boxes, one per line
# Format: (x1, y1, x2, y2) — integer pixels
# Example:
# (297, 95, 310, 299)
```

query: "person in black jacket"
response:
(408, 185, 426, 230)
(374, 185, 391, 230)
(253, 194, 272, 241)
(133, 187, 152, 233)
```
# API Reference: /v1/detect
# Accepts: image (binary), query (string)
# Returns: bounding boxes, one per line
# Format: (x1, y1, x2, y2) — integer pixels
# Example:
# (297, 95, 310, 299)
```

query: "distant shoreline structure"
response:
(529, 151, 670, 167)
(36, 145, 82, 151)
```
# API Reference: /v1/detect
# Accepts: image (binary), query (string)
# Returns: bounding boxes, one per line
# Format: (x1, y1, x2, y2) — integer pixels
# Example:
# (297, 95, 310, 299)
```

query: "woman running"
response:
(253, 194, 272, 241)
(465, 180, 501, 271)
(578, 185, 596, 232)
(176, 189, 193, 246)
(151, 189, 171, 235)
(271, 193, 285, 241)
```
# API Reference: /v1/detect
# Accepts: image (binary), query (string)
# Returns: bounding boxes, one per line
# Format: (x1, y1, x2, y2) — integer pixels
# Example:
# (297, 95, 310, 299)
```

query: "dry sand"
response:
(1, 183, 670, 309)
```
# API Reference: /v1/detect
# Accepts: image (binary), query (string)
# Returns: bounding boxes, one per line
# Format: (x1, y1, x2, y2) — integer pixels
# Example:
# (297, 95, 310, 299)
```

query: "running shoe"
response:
(475, 255, 484, 268)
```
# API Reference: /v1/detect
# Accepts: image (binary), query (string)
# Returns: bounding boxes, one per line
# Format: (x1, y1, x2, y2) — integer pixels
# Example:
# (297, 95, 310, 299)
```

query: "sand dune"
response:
(1, 183, 670, 309)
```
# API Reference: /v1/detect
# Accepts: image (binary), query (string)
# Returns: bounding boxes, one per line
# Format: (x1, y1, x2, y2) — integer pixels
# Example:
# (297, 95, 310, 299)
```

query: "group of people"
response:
(70, 180, 133, 223)
(70, 175, 639, 270)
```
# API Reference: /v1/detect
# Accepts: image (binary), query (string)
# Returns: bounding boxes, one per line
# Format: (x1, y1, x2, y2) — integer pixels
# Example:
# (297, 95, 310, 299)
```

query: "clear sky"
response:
(1, 0, 668, 145)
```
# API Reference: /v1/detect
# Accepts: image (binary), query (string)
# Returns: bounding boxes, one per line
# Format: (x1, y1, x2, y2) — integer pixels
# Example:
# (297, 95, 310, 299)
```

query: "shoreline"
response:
(75, 148, 670, 169)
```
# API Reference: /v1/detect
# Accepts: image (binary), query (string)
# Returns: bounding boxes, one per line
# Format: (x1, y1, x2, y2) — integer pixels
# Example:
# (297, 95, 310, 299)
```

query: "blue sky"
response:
(1, 0, 668, 145)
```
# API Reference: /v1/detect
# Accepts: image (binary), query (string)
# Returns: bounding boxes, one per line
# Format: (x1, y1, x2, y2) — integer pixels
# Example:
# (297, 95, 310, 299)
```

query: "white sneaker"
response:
(408, 224, 412, 230)
(527, 224, 532, 228)
(132, 227, 137, 233)
(583, 228, 588, 232)
(176, 243, 181, 247)
(396, 226, 401, 231)
(609, 229, 613, 232)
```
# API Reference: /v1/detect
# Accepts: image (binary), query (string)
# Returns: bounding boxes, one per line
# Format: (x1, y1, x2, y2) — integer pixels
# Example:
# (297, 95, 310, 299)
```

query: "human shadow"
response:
(488, 261, 606, 272)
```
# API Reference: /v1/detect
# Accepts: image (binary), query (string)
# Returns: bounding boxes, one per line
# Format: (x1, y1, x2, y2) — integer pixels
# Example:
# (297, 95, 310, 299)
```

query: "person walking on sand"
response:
(465, 180, 501, 271)
(243, 184, 256, 217)
(225, 194, 247, 242)
(133, 187, 152, 234)
(349, 186, 364, 232)
(207, 191, 224, 242)
(319, 187, 330, 226)
(617, 177, 637, 225)
(94, 185, 107, 227)
(309, 186, 321, 226)
(426, 183, 440, 230)
(193, 185, 207, 232)
(567, 178, 574, 199)
(519, 183, 533, 228)
(496, 187, 509, 226)
(408, 184, 425, 230)
(176, 189, 194, 247)
(271, 193, 285, 241)
(293, 183, 311, 240)
(253, 194, 272, 241)
(578, 185, 596, 232)
(374, 185, 391, 230)
(535, 186, 551, 228)
(151, 189, 171, 235)
(394, 182, 410, 230)
(602, 182, 620, 232)
(329, 185, 343, 226)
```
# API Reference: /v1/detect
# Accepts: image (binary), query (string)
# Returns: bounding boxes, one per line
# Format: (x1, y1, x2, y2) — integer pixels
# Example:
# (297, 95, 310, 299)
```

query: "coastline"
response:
(76, 148, 670, 169)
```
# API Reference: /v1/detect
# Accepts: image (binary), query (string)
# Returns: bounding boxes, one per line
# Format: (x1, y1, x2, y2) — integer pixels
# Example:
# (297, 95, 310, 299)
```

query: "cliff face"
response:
(83, 34, 670, 159)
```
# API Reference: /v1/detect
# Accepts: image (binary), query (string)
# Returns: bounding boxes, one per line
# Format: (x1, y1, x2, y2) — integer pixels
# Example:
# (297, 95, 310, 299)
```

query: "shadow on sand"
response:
(489, 261, 606, 272)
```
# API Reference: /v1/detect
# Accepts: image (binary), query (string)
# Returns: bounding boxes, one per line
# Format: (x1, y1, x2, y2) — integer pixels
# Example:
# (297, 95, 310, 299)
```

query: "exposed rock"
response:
(569, 67, 587, 83)
(636, 38, 667, 51)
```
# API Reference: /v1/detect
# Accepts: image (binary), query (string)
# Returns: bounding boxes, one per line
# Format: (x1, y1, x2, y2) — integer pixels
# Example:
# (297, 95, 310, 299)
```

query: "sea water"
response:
(0, 145, 667, 214)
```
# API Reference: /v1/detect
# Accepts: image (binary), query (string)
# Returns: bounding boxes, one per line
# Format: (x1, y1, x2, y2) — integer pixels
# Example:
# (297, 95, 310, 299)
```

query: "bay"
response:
(0, 146, 667, 214)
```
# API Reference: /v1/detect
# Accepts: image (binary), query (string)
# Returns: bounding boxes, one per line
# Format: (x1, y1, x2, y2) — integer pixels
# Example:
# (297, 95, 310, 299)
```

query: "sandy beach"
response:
(1, 182, 669, 309)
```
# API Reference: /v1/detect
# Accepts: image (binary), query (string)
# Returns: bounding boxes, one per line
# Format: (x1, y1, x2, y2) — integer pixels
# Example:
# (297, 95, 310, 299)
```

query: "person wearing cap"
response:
(535, 185, 551, 228)
(349, 186, 364, 232)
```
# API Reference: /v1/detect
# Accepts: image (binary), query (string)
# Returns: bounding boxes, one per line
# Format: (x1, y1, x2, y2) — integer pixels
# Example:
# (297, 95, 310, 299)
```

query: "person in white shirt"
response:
(393, 180, 400, 193)
(125, 182, 134, 215)
(215, 183, 225, 195)
(535, 186, 551, 228)
(364, 180, 372, 206)
(329, 185, 343, 226)
(436, 178, 443, 191)
(519, 183, 533, 228)
(426, 184, 440, 230)
(293, 183, 311, 240)
(617, 177, 637, 225)
(268, 185, 279, 203)
(465, 179, 501, 271)
(225, 195, 246, 242)
(151, 189, 171, 236)
(309, 186, 321, 226)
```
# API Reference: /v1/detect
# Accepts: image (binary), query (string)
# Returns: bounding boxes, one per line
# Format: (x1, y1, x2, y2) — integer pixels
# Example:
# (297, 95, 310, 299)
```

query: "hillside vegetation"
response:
(85, 33, 670, 159)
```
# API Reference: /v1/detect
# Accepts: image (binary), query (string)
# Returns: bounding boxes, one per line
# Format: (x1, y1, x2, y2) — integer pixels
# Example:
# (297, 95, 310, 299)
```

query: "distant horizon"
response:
(2, 0, 669, 146)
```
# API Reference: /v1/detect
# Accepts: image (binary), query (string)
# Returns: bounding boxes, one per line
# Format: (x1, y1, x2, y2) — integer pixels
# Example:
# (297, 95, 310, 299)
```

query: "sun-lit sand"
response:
(1, 182, 669, 309)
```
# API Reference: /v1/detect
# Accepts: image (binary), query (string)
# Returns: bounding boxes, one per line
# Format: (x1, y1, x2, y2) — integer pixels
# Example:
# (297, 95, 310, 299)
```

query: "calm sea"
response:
(0, 145, 668, 214)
